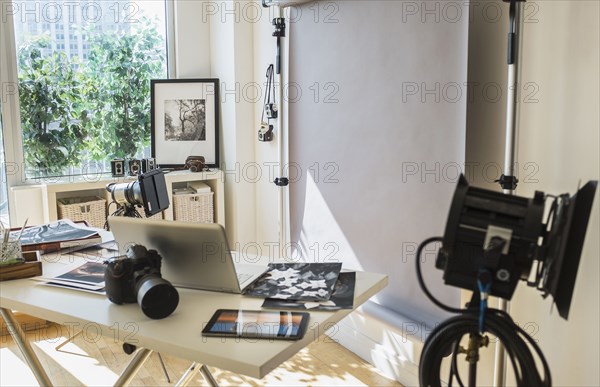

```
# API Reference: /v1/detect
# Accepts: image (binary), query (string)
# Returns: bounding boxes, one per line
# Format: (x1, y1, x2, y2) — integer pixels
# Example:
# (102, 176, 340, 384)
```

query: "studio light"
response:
(417, 175, 597, 386)
(436, 175, 597, 319)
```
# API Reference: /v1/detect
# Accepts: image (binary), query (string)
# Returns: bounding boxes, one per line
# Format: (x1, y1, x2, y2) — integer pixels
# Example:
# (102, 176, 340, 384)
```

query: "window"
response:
(7, 0, 168, 179)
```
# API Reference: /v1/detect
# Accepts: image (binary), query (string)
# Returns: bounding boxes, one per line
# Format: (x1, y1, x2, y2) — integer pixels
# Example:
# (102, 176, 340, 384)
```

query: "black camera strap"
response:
(261, 64, 276, 123)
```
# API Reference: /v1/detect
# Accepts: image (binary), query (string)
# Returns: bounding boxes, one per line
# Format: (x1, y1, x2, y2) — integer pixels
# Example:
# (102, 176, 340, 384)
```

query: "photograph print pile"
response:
(15, 219, 98, 246)
(262, 272, 356, 311)
(244, 263, 342, 301)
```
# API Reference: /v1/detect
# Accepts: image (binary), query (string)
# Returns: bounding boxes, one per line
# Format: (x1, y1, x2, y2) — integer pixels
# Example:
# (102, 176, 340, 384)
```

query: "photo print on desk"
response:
(15, 219, 98, 246)
(262, 272, 356, 311)
(243, 262, 342, 301)
(34, 261, 106, 294)
(55, 261, 106, 286)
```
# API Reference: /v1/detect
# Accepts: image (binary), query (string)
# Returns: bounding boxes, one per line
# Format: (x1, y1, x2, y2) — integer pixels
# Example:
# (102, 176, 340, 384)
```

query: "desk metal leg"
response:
(55, 331, 82, 353)
(113, 348, 153, 387)
(200, 364, 219, 387)
(175, 362, 200, 386)
(0, 308, 53, 387)
(176, 362, 218, 387)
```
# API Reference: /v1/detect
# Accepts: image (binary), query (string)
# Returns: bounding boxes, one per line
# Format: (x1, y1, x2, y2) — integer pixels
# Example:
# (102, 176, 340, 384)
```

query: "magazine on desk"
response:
(11, 219, 102, 253)
(31, 242, 119, 294)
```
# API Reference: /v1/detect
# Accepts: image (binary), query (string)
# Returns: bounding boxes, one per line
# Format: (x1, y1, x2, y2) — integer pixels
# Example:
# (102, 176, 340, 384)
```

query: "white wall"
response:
(466, 1, 600, 385)
(173, 0, 211, 78)
(177, 0, 257, 247)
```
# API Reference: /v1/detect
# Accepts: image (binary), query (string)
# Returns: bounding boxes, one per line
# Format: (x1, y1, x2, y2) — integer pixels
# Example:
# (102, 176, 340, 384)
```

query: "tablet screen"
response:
(202, 309, 309, 340)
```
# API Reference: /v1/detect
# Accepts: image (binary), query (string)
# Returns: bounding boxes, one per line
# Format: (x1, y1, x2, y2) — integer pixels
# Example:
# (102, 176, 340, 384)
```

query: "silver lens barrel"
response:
(107, 182, 143, 207)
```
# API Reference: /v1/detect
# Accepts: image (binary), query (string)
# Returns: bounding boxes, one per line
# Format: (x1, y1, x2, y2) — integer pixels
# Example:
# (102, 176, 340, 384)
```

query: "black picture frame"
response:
(151, 79, 219, 168)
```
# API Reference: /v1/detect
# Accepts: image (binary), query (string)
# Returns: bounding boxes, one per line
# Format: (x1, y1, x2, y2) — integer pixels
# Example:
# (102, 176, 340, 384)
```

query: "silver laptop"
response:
(108, 217, 268, 293)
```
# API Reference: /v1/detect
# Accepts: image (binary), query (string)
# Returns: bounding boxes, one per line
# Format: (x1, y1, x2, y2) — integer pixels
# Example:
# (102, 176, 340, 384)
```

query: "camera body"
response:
(142, 158, 156, 173)
(104, 244, 179, 319)
(184, 156, 205, 172)
(111, 159, 126, 177)
(128, 159, 142, 176)
(111, 158, 156, 177)
(258, 122, 274, 142)
(265, 103, 278, 119)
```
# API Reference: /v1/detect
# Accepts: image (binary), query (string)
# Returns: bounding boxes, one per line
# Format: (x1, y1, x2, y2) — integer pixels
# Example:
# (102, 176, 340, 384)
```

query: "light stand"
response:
(495, 1, 526, 384)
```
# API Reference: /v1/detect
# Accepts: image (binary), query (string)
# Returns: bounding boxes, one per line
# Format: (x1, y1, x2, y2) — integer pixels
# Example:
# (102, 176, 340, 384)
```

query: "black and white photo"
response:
(15, 219, 98, 246)
(243, 262, 343, 301)
(164, 99, 206, 141)
(262, 272, 356, 310)
(151, 79, 219, 168)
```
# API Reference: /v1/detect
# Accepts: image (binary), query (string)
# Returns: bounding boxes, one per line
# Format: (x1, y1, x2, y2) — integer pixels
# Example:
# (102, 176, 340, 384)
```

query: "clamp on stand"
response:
(455, 239, 505, 387)
(272, 17, 286, 74)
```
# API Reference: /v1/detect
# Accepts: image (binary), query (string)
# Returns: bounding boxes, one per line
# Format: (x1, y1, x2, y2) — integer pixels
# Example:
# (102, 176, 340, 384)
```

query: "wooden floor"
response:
(0, 324, 402, 386)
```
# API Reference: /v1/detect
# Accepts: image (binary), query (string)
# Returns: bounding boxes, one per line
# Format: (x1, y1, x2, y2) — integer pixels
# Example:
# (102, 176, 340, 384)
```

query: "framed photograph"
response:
(151, 79, 219, 168)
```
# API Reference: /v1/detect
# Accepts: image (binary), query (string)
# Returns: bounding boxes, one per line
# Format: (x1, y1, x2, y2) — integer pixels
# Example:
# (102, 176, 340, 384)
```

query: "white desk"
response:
(0, 254, 388, 386)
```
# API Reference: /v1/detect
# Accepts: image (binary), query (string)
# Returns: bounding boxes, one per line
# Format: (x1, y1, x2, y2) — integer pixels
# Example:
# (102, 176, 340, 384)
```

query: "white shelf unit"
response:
(10, 169, 225, 227)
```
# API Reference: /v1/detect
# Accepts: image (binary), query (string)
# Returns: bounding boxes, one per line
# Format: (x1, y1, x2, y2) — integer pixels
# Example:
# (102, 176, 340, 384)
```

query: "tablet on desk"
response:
(202, 309, 310, 340)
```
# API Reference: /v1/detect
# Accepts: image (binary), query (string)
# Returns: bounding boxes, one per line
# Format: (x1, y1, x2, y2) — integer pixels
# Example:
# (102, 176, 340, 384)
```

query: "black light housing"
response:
(436, 175, 597, 319)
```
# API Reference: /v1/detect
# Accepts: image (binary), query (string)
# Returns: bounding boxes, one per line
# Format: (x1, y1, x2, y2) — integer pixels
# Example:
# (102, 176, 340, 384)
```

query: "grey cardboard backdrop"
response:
(288, 1, 466, 326)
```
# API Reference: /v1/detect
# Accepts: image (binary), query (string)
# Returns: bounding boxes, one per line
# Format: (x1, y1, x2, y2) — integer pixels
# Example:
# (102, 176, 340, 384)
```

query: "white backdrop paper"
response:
(288, 1, 467, 325)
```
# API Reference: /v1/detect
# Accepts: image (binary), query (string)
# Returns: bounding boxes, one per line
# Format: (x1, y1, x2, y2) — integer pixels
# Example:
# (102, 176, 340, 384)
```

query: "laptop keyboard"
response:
(237, 272, 253, 284)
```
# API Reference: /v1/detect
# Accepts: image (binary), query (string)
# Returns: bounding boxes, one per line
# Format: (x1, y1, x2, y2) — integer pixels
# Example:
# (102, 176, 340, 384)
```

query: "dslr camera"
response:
(104, 245, 179, 319)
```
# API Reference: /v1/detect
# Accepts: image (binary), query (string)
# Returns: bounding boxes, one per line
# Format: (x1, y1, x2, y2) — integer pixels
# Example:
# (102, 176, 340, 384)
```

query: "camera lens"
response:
(136, 276, 179, 319)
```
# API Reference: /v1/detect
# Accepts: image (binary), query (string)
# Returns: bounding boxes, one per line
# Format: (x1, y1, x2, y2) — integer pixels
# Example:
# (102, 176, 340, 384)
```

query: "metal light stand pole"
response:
(494, 0, 525, 385)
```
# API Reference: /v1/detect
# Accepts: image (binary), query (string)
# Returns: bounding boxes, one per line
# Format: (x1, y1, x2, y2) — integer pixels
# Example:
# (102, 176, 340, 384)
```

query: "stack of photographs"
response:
(261, 272, 356, 311)
(35, 261, 106, 294)
(32, 241, 120, 294)
(243, 263, 357, 311)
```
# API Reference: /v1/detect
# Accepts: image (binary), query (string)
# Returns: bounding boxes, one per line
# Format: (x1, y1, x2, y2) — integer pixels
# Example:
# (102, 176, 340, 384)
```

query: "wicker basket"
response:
(140, 210, 164, 220)
(57, 196, 107, 228)
(173, 192, 214, 223)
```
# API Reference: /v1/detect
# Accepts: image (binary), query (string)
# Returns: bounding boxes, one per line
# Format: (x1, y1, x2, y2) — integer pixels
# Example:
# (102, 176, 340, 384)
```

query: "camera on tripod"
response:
(106, 169, 170, 218)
